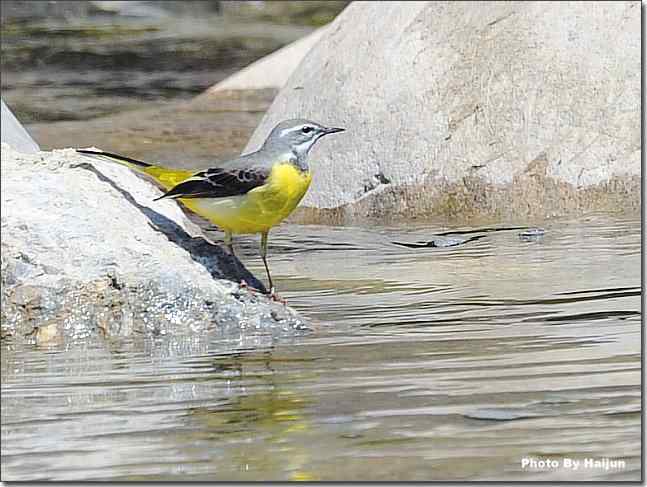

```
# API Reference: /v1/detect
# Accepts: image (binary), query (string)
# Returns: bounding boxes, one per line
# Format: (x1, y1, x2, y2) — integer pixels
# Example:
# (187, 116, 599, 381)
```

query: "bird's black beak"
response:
(323, 127, 345, 135)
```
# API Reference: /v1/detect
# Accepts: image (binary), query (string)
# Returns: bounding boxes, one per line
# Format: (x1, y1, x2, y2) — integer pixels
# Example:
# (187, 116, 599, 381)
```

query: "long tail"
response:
(76, 149, 193, 191)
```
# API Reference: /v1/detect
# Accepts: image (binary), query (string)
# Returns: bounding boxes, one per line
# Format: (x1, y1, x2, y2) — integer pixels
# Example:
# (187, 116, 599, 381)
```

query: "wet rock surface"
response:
(248, 1, 640, 223)
(1, 145, 307, 343)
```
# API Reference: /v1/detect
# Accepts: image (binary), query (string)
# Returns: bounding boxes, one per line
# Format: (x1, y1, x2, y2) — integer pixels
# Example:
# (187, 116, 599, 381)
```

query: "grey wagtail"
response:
(77, 119, 344, 296)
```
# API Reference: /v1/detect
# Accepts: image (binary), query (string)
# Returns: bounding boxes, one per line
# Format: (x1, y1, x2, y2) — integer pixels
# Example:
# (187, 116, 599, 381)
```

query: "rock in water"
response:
(246, 2, 640, 223)
(204, 27, 328, 94)
(393, 234, 485, 249)
(519, 228, 546, 241)
(0, 144, 307, 342)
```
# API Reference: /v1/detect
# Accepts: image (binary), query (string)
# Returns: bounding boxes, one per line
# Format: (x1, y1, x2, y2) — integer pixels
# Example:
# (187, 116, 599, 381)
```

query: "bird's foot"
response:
(269, 287, 287, 305)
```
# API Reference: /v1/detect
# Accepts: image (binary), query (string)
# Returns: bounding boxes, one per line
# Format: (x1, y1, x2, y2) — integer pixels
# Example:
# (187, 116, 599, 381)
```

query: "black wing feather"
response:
(155, 167, 269, 201)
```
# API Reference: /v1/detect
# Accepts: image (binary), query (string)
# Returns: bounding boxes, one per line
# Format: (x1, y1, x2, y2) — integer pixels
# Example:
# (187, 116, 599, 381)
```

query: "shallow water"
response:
(1, 214, 641, 481)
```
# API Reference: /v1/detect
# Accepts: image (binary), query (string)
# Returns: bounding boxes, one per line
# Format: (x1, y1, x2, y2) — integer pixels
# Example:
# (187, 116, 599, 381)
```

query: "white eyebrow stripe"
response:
(279, 125, 306, 137)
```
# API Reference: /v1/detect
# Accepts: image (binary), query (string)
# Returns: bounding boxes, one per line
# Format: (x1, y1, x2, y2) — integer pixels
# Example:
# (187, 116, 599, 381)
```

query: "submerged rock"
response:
(0, 144, 307, 342)
(393, 235, 484, 249)
(519, 228, 546, 241)
(247, 1, 640, 223)
(393, 226, 546, 248)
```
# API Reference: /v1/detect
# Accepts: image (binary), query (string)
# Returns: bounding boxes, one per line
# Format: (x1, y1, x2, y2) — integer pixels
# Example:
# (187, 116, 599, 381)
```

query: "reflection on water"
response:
(1, 215, 641, 481)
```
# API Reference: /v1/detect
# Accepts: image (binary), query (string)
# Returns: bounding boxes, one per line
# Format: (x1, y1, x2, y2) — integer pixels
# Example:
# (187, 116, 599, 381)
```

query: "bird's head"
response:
(264, 119, 345, 158)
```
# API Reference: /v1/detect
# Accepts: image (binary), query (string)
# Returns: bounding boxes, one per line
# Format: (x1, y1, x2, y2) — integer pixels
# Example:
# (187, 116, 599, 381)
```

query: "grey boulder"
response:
(1, 145, 306, 342)
(247, 1, 640, 223)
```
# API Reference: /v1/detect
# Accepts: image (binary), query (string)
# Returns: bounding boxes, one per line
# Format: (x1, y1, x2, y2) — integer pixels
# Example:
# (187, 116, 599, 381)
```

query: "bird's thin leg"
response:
(260, 233, 286, 304)
(260, 231, 274, 293)
(226, 233, 235, 256)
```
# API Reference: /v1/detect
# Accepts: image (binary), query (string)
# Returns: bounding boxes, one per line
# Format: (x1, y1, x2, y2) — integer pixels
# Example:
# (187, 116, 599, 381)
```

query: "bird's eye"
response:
(301, 126, 314, 134)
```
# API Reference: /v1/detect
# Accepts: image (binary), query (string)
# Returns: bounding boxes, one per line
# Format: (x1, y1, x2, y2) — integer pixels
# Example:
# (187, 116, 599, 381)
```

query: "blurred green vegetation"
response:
(224, 1, 349, 27)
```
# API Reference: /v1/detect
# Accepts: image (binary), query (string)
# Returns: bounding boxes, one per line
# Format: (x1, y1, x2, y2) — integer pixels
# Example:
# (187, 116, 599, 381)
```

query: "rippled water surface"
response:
(1, 215, 641, 481)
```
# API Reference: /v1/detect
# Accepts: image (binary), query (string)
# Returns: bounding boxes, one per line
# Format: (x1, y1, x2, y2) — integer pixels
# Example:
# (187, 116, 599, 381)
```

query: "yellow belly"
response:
(186, 163, 312, 235)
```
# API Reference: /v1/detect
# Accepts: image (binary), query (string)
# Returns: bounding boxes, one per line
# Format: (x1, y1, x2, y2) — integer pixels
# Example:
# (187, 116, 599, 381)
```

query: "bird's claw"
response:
(269, 287, 287, 305)
(240, 281, 285, 304)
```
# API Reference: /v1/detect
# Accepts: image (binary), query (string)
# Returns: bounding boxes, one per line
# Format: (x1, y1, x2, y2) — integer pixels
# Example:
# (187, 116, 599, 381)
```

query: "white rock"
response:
(246, 1, 640, 219)
(206, 26, 327, 93)
(1, 99, 39, 154)
(1, 145, 306, 340)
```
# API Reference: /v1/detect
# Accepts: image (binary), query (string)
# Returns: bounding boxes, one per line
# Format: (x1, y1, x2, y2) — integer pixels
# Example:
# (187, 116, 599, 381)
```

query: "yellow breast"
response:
(261, 162, 313, 210)
(187, 162, 312, 235)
